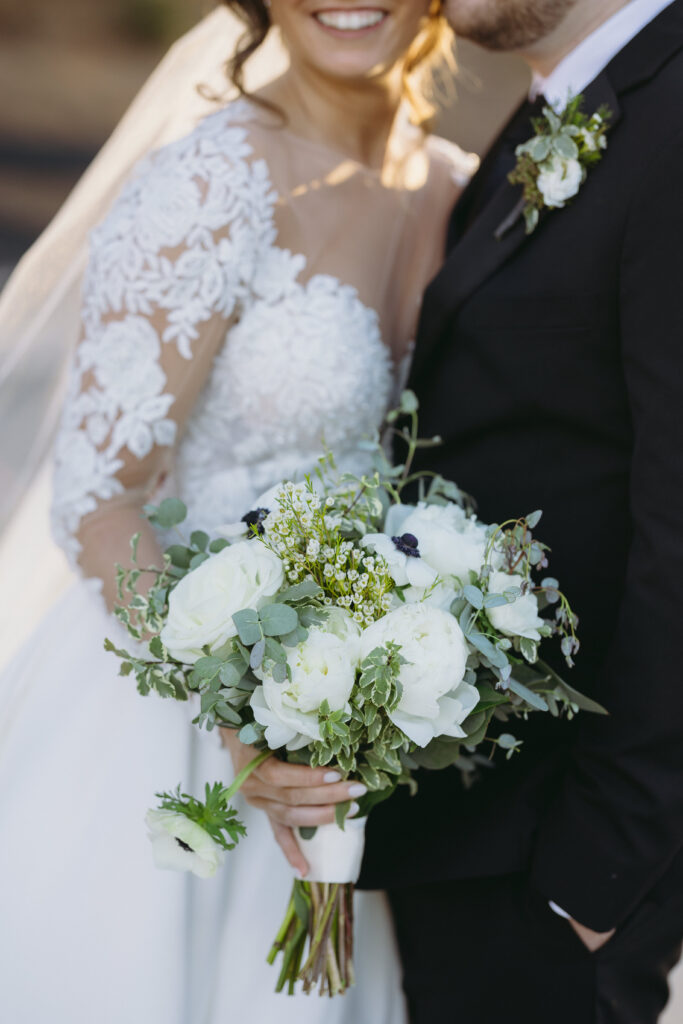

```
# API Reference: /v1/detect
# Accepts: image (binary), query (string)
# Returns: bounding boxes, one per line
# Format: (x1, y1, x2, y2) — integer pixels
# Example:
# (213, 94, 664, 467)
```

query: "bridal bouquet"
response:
(107, 392, 603, 996)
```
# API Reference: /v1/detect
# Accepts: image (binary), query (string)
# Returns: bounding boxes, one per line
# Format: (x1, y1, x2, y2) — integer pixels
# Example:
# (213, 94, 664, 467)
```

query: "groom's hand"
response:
(568, 918, 616, 952)
(220, 729, 365, 875)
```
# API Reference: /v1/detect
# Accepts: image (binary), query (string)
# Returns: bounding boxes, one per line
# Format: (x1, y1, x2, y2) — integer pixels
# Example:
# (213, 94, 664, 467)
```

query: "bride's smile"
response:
(312, 6, 389, 35)
(269, 0, 435, 81)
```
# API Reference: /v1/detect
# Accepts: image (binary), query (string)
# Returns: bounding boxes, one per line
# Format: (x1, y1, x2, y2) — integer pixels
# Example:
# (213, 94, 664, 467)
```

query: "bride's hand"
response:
(220, 729, 366, 876)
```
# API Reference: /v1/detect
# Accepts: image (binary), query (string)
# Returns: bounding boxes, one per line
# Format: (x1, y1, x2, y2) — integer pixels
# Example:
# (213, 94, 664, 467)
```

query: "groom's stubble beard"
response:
(445, 0, 580, 50)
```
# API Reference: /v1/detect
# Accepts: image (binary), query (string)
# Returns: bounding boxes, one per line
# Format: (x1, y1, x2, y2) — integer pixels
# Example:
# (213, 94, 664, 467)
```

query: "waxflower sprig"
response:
(500, 93, 611, 236)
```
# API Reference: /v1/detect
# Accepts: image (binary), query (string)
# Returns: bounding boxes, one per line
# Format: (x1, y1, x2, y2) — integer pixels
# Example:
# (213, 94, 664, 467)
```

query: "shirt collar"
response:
(530, 0, 676, 108)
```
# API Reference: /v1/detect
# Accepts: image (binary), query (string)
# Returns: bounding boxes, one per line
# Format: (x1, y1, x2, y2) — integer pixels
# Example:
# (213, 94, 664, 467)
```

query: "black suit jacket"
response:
(359, 1, 683, 933)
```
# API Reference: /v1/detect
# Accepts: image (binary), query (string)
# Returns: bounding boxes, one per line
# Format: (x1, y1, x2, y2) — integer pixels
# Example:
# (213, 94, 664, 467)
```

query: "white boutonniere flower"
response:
(497, 95, 611, 237)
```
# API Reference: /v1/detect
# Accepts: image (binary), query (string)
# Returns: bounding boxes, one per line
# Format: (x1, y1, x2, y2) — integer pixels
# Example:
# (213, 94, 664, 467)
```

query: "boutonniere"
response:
(495, 94, 611, 239)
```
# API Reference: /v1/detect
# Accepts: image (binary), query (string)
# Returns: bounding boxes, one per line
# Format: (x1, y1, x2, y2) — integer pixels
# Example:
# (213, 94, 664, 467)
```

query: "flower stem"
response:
(223, 749, 273, 803)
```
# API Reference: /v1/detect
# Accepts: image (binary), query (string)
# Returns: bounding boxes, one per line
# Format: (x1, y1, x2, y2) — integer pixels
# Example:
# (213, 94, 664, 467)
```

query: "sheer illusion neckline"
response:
(236, 96, 426, 185)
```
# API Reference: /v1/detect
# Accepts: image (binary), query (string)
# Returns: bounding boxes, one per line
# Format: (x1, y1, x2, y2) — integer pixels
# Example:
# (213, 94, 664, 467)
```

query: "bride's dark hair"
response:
(220, 0, 455, 127)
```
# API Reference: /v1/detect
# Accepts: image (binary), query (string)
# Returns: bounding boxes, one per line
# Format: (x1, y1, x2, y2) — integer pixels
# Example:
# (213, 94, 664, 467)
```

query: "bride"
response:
(0, 2, 473, 1021)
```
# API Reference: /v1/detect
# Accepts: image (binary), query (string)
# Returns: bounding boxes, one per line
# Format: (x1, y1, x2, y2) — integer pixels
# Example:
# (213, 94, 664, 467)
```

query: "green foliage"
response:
(508, 94, 612, 234)
(156, 782, 247, 851)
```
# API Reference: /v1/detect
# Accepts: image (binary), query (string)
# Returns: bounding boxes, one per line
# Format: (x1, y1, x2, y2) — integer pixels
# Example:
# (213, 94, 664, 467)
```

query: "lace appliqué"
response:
(51, 106, 280, 562)
(51, 102, 395, 565)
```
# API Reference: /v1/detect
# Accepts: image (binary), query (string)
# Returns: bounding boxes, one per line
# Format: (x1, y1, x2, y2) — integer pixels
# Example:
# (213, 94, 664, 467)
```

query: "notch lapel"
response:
(410, 72, 621, 386)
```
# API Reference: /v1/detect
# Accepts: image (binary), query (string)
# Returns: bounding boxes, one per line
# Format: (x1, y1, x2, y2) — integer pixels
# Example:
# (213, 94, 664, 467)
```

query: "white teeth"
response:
(316, 9, 386, 31)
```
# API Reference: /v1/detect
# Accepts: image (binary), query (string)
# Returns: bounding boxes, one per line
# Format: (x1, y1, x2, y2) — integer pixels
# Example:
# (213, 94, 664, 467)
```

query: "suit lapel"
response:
(410, 73, 621, 385)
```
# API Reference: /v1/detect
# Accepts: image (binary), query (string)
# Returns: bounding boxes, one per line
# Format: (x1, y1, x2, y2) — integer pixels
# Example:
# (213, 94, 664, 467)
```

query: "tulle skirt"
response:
(0, 580, 407, 1023)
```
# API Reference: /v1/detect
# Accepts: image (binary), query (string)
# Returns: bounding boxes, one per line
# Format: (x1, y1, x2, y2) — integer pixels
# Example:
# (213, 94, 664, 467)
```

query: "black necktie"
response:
(457, 94, 547, 240)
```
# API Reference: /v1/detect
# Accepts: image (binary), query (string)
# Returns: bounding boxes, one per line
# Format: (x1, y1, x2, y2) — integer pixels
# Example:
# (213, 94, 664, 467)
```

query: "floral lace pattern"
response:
(51, 103, 395, 564)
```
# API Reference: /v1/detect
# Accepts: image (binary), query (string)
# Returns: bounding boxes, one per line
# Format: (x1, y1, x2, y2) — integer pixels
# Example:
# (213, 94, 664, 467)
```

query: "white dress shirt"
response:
(528, 0, 675, 927)
(530, 0, 676, 108)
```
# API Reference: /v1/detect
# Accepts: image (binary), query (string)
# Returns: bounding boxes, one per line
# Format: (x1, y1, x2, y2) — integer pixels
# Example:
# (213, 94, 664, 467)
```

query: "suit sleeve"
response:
(530, 130, 683, 932)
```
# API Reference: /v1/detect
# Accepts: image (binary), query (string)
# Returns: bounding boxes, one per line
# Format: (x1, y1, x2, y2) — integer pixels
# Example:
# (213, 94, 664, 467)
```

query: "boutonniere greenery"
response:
(498, 94, 611, 237)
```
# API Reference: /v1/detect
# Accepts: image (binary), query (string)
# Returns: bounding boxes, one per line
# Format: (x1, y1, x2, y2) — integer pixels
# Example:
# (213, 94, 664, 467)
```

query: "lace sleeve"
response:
(50, 110, 274, 568)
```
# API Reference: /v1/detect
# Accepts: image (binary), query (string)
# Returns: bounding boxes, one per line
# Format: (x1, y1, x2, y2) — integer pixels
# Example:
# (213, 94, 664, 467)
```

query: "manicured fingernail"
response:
(324, 771, 342, 782)
(348, 783, 367, 798)
(349, 801, 360, 816)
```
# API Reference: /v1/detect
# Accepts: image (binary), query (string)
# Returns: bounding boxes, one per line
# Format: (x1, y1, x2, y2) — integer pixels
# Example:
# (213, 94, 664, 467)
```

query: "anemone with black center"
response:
(392, 533, 421, 558)
(241, 507, 270, 537)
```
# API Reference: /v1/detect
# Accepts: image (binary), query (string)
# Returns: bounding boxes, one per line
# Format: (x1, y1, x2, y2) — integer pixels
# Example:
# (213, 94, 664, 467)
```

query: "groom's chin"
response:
(444, 0, 580, 52)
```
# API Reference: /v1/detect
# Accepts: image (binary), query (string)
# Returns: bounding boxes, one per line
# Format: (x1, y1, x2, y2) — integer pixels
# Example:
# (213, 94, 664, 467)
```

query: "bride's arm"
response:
(50, 124, 244, 601)
(49, 121, 358, 868)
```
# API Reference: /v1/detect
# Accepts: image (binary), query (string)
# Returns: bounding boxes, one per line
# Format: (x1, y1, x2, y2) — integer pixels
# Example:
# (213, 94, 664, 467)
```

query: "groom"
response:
(358, 0, 683, 1021)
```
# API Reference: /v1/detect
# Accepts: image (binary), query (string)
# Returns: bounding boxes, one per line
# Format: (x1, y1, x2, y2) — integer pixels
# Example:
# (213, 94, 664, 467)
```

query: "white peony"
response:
(145, 809, 224, 878)
(359, 604, 478, 747)
(487, 571, 545, 642)
(251, 610, 361, 751)
(537, 156, 583, 208)
(395, 502, 490, 585)
(160, 541, 284, 663)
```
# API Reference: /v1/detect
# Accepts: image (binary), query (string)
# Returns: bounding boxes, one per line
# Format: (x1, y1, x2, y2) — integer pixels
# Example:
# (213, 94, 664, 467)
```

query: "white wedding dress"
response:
(0, 98, 470, 1023)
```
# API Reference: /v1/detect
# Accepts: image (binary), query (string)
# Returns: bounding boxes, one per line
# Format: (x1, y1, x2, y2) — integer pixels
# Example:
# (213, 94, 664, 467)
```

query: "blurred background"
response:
(0, 4, 681, 1016)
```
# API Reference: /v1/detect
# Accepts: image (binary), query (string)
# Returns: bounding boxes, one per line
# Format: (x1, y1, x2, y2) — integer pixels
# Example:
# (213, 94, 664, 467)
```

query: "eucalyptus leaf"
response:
(467, 630, 509, 670)
(232, 609, 262, 646)
(260, 604, 299, 638)
(250, 638, 266, 670)
(219, 660, 245, 687)
(525, 510, 543, 529)
(194, 656, 223, 680)
(238, 723, 262, 745)
(191, 530, 210, 552)
(209, 538, 230, 554)
(166, 545, 192, 569)
(507, 678, 549, 712)
(298, 826, 318, 841)
(189, 552, 210, 570)
(150, 497, 187, 529)
(552, 133, 579, 160)
(272, 662, 289, 684)
(215, 703, 242, 727)
(264, 638, 288, 664)
(463, 585, 484, 610)
(527, 135, 552, 162)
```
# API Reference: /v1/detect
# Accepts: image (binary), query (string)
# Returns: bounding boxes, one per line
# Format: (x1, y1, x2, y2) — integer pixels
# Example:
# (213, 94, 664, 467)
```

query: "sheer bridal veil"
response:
(0, 7, 287, 663)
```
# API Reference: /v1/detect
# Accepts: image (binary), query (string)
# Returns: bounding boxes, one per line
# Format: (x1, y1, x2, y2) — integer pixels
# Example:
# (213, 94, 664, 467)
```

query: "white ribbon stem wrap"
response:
(295, 817, 367, 884)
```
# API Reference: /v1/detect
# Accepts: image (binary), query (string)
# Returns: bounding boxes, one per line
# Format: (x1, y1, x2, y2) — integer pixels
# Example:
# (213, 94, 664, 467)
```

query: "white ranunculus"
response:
(160, 541, 284, 663)
(486, 571, 545, 642)
(537, 156, 583, 208)
(145, 809, 224, 879)
(251, 611, 361, 750)
(397, 502, 490, 585)
(359, 604, 478, 747)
